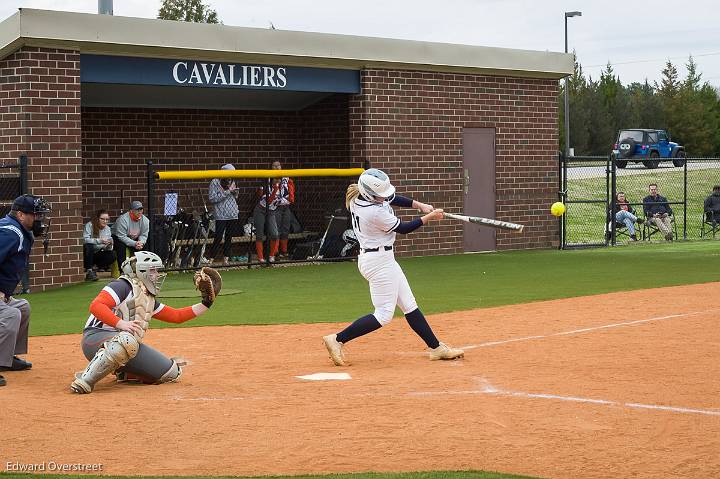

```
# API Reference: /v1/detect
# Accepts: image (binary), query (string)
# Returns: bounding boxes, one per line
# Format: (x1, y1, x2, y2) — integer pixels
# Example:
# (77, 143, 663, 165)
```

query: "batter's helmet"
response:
(357, 168, 395, 202)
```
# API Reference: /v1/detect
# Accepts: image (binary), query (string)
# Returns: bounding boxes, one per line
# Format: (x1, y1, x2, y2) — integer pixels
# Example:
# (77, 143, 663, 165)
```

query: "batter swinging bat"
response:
(444, 212, 524, 233)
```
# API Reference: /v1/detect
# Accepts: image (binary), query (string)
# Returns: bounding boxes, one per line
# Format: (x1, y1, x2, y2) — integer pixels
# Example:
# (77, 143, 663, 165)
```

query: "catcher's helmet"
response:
(121, 251, 166, 296)
(357, 168, 395, 202)
(342, 228, 358, 245)
(243, 221, 255, 236)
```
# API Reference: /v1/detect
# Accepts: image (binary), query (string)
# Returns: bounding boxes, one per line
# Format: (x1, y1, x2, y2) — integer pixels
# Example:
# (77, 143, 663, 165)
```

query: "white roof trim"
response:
(0, 8, 572, 79)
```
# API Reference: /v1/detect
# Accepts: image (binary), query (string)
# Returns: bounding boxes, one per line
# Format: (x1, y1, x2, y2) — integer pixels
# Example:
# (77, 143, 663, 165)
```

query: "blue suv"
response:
(611, 129, 686, 169)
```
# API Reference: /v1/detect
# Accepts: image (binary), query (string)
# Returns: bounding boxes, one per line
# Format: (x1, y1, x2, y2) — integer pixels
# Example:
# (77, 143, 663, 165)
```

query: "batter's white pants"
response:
(358, 249, 418, 326)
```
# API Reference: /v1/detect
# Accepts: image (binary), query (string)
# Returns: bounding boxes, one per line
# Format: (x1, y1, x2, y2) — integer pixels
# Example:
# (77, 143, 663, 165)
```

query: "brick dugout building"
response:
(0, 8, 572, 291)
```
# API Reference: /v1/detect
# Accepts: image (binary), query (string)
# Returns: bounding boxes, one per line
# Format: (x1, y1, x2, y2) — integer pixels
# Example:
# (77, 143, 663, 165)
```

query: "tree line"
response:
(157, 2, 720, 157)
(560, 56, 720, 157)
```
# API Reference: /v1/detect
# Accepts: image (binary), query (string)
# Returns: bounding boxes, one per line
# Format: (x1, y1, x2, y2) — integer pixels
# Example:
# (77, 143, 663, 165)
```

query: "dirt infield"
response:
(2, 283, 719, 479)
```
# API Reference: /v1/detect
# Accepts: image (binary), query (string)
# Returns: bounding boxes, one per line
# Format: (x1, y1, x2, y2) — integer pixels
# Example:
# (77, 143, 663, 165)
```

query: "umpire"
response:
(0, 194, 51, 386)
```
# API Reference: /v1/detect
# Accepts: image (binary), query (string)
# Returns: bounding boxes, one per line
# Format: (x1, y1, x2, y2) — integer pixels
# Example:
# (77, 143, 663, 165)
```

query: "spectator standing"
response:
(272, 160, 296, 259)
(253, 170, 280, 263)
(0, 194, 51, 386)
(112, 200, 150, 269)
(207, 163, 239, 265)
(703, 185, 720, 225)
(642, 183, 674, 241)
(83, 209, 116, 281)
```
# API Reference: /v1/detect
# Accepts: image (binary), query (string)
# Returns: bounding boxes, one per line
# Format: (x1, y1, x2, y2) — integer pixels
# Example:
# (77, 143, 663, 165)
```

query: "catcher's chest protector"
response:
(117, 276, 155, 340)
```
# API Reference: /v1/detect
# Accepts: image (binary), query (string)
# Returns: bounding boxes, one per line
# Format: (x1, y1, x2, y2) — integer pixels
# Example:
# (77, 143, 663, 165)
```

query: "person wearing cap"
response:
(111, 200, 150, 271)
(207, 163, 239, 265)
(0, 194, 51, 386)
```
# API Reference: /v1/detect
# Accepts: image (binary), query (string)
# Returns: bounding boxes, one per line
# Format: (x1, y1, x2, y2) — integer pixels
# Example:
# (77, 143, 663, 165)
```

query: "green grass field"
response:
(10, 243, 720, 479)
(26, 241, 720, 337)
(565, 162, 720, 244)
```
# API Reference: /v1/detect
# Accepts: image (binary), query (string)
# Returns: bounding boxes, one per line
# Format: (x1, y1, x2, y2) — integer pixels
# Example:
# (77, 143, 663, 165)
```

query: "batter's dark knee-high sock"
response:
(405, 308, 440, 349)
(336, 314, 382, 344)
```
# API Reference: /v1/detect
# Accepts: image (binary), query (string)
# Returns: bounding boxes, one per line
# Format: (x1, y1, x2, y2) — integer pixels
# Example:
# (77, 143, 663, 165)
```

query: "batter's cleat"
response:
(0, 374, 5, 386)
(429, 342, 465, 361)
(323, 334, 348, 366)
(70, 373, 93, 394)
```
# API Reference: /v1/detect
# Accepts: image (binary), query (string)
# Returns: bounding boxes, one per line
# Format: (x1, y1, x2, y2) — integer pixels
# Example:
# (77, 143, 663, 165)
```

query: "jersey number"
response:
(351, 212, 361, 232)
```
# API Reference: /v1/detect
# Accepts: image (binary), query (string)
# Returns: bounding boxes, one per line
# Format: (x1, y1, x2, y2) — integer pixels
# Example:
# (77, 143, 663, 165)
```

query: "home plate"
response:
(296, 373, 352, 381)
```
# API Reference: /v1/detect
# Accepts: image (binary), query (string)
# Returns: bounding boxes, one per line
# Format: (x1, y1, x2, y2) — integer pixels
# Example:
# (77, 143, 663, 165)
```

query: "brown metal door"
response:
(462, 128, 496, 251)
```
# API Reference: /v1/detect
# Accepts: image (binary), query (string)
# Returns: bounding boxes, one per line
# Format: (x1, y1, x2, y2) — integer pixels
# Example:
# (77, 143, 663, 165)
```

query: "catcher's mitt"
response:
(194, 267, 222, 308)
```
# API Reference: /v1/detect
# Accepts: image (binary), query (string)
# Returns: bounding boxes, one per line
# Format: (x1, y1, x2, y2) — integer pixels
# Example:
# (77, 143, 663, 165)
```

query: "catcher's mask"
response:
(357, 168, 395, 203)
(342, 228, 358, 246)
(121, 251, 167, 295)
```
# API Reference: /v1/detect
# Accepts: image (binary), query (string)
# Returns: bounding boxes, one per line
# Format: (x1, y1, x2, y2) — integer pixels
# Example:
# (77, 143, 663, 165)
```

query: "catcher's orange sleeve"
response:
(153, 304, 201, 324)
(88, 290, 122, 328)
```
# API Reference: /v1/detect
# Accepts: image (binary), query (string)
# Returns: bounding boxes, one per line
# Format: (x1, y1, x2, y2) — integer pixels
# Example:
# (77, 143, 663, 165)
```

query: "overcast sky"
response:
(1, 0, 719, 87)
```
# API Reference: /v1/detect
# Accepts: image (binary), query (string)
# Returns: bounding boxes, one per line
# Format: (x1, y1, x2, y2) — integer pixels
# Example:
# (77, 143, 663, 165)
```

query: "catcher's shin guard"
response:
(157, 359, 182, 384)
(71, 332, 140, 394)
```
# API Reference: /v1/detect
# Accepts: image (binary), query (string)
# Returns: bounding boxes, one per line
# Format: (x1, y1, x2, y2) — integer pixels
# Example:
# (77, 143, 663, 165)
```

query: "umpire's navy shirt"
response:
(0, 214, 33, 297)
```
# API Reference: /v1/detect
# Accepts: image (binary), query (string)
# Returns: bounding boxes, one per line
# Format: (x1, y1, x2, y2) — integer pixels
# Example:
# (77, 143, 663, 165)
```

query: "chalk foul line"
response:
(460, 308, 720, 351)
(409, 378, 720, 417)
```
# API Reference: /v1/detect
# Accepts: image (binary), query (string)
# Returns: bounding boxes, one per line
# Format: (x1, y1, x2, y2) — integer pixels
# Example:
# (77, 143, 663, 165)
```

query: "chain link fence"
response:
(561, 154, 720, 248)
(560, 156, 609, 248)
(147, 164, 361, 270)
(1, 155, 29, 293)
(0, 155, 26, 217)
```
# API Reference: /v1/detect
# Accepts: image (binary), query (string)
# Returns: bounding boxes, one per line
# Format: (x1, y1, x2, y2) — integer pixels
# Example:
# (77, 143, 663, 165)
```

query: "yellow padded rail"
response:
(155, 168, 365, 181)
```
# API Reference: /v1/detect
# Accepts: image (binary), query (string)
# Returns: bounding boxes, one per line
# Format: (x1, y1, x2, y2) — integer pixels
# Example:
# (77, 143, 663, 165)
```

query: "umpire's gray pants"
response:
(0, 297, 30, 368)
(81, 328, 174, 382)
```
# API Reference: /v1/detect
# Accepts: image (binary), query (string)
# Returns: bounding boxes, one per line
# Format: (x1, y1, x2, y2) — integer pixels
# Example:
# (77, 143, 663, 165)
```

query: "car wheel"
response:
(643, 151, 660, 169)
(619, 139, 636, 158)
(672, 150, 686, 167)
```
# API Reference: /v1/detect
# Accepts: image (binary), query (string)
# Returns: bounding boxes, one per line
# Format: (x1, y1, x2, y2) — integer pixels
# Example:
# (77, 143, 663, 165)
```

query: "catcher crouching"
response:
(70, 252, 221, 394)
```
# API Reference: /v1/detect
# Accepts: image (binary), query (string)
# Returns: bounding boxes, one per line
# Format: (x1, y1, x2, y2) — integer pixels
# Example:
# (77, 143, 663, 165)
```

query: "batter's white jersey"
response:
(349, 198, 418, 325)
(349, 198, 399, 250)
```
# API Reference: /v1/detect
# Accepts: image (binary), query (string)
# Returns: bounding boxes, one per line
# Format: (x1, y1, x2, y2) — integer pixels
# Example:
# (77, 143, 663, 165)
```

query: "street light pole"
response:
(564, 11, 581, 158)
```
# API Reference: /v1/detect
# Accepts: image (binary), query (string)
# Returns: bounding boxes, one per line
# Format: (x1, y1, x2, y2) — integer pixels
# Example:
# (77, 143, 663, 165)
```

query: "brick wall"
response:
(296, 94, 353, 233)
(348, 69, 559, 255)
(82, 94, 353, 254)
(0, 46, 83, 291)
(2, 48, 559, 289)
(82, 107, 300, 219)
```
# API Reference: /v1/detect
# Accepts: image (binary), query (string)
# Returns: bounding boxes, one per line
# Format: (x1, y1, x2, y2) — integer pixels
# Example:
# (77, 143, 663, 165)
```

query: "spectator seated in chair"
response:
(111, 200, 150, 270)
(702, 185, 720, 238)
(642, 183, 674, 241)
(83, 209, 117, 281)
(610, 191, 643, 241)
(704, 185, 720, 225)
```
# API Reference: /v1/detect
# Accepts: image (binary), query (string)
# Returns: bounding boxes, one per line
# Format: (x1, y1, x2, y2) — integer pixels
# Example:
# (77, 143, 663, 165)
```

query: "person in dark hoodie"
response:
(0, 194, 51, 387)
(703, 185, 720, 225)
(643, 183, 674, 241)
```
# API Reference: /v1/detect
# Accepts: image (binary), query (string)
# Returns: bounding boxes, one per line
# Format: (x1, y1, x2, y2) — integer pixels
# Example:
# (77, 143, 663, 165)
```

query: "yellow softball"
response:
(550, 202, 566, 217)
